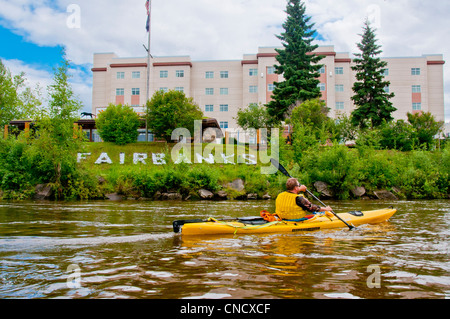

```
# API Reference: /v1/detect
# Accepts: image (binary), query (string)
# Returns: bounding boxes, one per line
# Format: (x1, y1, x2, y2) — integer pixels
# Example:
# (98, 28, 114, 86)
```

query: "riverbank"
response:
(0, 142, 449, 201)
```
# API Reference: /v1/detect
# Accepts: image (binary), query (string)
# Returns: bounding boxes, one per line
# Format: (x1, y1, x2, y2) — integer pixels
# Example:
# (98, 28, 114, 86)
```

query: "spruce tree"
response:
(351, 19, 396, 128)
(267, 0, 324, 123)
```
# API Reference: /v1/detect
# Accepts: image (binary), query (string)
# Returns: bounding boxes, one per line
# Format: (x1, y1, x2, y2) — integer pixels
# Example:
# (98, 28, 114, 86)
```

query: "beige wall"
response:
(92, 47, 445, 130)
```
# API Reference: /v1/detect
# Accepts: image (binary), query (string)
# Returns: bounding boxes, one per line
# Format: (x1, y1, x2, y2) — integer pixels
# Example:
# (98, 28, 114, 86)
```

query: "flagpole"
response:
(145, 0, 152, 142)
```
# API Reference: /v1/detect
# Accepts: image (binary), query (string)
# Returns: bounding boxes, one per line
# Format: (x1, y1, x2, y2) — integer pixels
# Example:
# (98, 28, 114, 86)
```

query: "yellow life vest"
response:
(275, 192, 307, 220)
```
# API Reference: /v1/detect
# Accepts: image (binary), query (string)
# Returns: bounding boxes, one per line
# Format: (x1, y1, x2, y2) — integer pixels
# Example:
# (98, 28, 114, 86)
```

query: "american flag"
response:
(145, 0, 150, 32)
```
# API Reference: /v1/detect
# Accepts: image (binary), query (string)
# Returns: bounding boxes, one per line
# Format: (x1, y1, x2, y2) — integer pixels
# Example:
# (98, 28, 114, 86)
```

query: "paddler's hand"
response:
(320, 206, 333, 213)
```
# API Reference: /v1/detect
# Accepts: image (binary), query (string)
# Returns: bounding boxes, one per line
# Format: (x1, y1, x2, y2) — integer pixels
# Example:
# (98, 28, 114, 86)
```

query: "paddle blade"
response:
(270, 158, 292, 178)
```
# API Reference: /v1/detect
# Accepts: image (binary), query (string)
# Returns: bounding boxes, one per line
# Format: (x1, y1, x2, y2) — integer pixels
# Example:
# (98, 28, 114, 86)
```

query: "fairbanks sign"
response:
(77, 125, 280, 175)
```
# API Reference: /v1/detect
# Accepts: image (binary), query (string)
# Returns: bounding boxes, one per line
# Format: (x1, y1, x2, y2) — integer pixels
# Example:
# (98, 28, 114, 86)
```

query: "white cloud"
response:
(1, 58, 92, 114)
(0, 0, 449, 121)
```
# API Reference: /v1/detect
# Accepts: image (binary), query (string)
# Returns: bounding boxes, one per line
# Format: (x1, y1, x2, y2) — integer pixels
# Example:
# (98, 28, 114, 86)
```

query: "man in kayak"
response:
(276, 178, 333, 221)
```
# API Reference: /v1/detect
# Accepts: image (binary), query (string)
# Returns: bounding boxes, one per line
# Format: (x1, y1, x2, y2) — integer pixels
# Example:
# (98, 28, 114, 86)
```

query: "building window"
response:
(176, 70, 184, 78)
(160, 70, 168, 78)
(175, 87, 184, 92)
(117, 72, 125, 79)
(220, 71, 229, 79)
(116, 88, 124, 96)
(220, 88, 229, 95)
(220, 121, 229, 129)
(132, 71, 141, 79)
(205, 88, 214, 95)
(335, 67, 344, 75)
(220, 104, 229, 112)
(412, 85, 421, 93)
(318, 83, 326, 91)
(206, 71, 214, 79)
(383, 69, 389, 76)
(413, 103, 422, 111)
(336, 102, 344, 110)
(132, 88, 140, 96)
(267, 66, 276, 75)
(335, 84, 344, 92)
(205, 105, 214, 112)
(384, 86, 390, 93)
(159, 87, 168, 93)
(268, 83, 275, 92)
(411, 68, 421, 76)
(319, 66, 325, 74)
(249, 85, 258, 93)
(249, 69, 258, 76)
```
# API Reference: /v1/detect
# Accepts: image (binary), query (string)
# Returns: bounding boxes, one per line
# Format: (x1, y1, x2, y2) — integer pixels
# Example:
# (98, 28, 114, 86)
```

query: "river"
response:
(0, 199, 448, 299)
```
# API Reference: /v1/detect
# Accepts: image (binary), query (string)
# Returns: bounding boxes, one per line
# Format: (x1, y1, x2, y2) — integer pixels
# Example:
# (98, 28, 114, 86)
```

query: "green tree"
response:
(266, 0, 324, 123)
(96, 104, 140, 145)
(146, 90, 203, 142)
(291, 99, 333, 160)
(0, 60, 41, 127)
(29, 49, 83, 187)
(407, 112, 444, 150)
(351, 19, 396, 128)
(235, 103, 272, 130)
(379, 120, 416, 151)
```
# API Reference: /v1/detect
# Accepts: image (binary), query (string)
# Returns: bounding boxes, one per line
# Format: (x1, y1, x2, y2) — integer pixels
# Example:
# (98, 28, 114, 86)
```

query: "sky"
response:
(0, 0, 449, 122)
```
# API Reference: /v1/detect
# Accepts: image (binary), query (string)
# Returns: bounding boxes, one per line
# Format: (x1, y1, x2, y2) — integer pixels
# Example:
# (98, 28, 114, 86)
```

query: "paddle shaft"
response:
(270, 159, 356, 230)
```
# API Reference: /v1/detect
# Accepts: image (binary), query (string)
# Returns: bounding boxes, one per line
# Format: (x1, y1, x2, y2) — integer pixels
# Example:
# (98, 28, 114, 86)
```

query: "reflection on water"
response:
(0, 200, 448, 299)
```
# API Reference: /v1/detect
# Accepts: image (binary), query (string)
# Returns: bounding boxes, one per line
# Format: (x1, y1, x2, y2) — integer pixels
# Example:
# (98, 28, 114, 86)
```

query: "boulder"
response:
(314, 181, 334, 198)
(198, 189, 214, 200)
(97, 176, 107, 185)
(34, 184, 53, 200)
(227, 179, 245, 192)
(373, 190, 398, 201)
(247, 193, 258, 200)
(215, 191, 228, 200)
(161, 192, 183, 201)
(262, 193, 272, 200)
(351, 186, 366, 198)
(105, 193, 124, 201)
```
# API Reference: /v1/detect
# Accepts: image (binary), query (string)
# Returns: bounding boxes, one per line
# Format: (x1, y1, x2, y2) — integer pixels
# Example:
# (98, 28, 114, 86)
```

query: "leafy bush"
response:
(96, 104, 141, 145)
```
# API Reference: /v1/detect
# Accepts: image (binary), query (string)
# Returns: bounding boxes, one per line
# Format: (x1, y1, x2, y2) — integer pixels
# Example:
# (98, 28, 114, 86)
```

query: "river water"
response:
(0, 199, 448, 299)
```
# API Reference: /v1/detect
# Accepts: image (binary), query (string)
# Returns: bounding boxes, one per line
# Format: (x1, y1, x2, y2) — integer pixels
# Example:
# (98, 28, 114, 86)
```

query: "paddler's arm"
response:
(296, 187, 333, 213)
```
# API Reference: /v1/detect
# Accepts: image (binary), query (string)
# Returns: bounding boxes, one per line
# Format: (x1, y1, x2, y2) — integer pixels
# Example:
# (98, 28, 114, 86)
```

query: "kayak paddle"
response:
(270, 158, 356, 231)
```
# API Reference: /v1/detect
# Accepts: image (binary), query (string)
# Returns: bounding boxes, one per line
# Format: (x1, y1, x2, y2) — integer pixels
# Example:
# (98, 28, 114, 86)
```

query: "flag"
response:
(145, 0, 150, 32)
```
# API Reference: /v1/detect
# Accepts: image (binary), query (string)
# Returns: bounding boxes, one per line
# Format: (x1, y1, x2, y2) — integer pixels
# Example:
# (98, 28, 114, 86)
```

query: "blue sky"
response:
(0, 26, 62, 71)
(0, 0, 449, 123)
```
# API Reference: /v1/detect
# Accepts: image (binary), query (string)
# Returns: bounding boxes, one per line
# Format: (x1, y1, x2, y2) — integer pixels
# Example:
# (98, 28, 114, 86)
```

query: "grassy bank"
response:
(0, 141, 449, 201)
(70, 142, 450, 201)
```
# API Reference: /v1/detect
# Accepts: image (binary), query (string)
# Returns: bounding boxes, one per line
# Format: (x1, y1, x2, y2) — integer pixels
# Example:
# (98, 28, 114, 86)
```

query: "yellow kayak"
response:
(173, 208, 397, 236)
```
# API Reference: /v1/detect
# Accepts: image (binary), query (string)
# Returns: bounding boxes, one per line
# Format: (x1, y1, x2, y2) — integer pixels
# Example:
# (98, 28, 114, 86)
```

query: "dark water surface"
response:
(0, 200, 448, 299)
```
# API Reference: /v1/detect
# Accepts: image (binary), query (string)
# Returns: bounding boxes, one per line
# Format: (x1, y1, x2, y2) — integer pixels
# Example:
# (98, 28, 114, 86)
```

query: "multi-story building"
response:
(92, 46, 445, 131)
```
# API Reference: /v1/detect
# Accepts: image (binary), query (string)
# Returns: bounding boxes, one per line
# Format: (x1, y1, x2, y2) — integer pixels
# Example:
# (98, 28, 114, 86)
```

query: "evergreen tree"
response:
(351, 19, 396, 128)
(267, 0, 324, 124)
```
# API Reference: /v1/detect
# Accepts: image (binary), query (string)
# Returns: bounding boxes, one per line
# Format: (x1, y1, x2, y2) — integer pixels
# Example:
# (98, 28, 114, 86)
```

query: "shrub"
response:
(96, 104, 140, 145)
